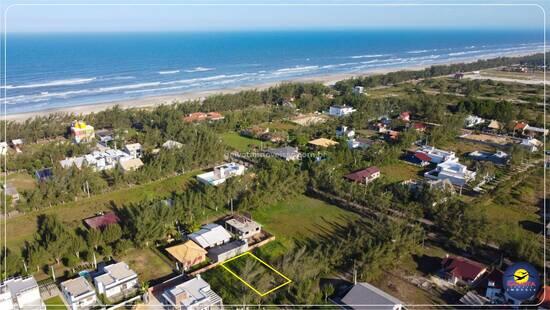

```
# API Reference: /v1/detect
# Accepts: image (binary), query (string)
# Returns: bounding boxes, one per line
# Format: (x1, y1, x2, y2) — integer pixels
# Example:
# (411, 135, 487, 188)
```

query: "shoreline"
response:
(4, 51, 541, 122)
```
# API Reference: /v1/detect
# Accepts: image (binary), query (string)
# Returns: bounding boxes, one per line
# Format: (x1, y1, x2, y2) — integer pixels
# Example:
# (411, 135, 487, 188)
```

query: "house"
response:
(386, 130, 400, 141)
(166, 240, 208, 271)
(536, 286, 550, 309)
(241, 126, 269, 138)
(336, 125, 355, 139)
(11, 139, 23, 153)
(468, 151, 509, 165)
(465, 115, 485, 128)
(0, 142, 8, 156)
(347, 137, 372, 150)
(524, 125, 548, 137)
(34, 168, 53, 182)
(264, 147, 301, 161)
(60, 157, 85, 169)
(207, 239, 249, 263)
(94, 262, 139, 301)
(188, 224, 232, 249)
(328, 105, 356, 117)
(224, 215, 262, 240)
(514, 121, 529, 134)
(399, 111, 411, 122)
(119, 158, 144, 172)
(454, 72, 464, 79)
(0, 276, 45, 310)
(123, 143, 142, 158)
(161, 276, 223, 310)
(196, 162, 246, 186)
(70, 121, 95, 144)
(412, 122, 427, 132)
(520, 137, 542, 152)
(486, 120, 502, 131)
(404, 152, 431, 167)
(352, 86, 365, 95)
(344, 167, 381, 185)
(336, 282, 404, 310)
(440, 255, 487, 286)
(183, 112, 208, 123)
(61, 276, 97, 310)
(424, 161, 476, 186)
(308, 138, 339, 148)
(476, 269, 505, 303)
(96, 129, 114, 145)
(259, 132, 288, 143)
(4, 184, 19, 203)
(162, 140, 183, 150)
(183, 112, 224, 123)
(79, 149, 133, 171)
(415, 145, 457, 164)
(84, 212, 121, 230)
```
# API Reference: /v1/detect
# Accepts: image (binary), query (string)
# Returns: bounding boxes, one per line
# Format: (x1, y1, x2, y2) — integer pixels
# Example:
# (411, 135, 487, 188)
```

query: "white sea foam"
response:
(407, 49, 429, 54)
(350, 54, 387, 59)
(184, 67, 215, 73)
(275, 65, 319, 73)
(3, 77, 97, 90)
(158, 70, 180, 75)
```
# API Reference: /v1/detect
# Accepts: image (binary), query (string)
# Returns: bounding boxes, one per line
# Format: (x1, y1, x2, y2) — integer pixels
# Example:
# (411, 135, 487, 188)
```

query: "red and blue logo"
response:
(503, 262, 541, 301)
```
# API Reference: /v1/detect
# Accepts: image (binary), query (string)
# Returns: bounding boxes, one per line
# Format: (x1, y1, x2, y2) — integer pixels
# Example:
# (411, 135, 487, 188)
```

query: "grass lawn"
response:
(6, 172, 36, 191)
(4, 171, 198, 249)
(251, 195, 359, 259)
(379, 162, 423, 183)
(118, 247, 173, 282)
(44, 295, 67, 310)
(220, 132, 264, 152)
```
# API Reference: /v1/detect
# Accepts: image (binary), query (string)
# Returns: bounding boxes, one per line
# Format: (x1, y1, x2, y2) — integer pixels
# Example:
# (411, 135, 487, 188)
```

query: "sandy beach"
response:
(3, 52, 540, 122)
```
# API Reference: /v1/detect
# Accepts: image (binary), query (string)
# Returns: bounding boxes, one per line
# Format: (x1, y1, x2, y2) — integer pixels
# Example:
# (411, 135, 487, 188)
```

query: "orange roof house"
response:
(183, 112, 224, 123)
(166, 240, 208, 270)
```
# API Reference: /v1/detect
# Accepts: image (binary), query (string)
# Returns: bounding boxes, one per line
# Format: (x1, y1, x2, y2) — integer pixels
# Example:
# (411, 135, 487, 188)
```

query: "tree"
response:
(102, 224, 123, 245)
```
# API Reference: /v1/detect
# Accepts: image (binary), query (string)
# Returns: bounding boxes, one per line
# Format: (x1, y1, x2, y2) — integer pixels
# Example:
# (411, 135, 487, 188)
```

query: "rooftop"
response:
(166, 240, 207, 264)
(84, 212, 120, 230)
(163, 276, 222, 308)
(344, 167, 381, 183)
(308, 138, 339, 148)
(340, 282, 403, 309)
(441, 256, 486, 282)
(225, 216, 261, 234)
(95, 262, 137, 287)
(188, 224, 232, 248)
(61, 276, 95, 298)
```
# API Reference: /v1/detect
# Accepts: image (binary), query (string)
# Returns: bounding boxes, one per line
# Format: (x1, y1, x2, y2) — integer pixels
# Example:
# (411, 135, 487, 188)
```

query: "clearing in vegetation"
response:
(220, 252, 292, 297)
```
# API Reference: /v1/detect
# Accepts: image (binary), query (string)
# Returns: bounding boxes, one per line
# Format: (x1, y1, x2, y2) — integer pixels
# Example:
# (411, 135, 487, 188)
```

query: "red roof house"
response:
(344, 167, 381, 185)
(207, 112, 225, 121)
(84, 212, 121, 230)
(440, 255, 487, 286)
(183, 112, 224, 123)
(413, 122, 427, 132)
(399, 111, 411, 122)
(514, 122, 528, 131)
(536, 286, 550, 309)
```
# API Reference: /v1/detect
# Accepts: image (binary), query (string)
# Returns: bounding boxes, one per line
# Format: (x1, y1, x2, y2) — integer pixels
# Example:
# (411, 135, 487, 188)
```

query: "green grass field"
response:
(251, 195, 359, 258)
(220, 132, 264, 152)
(44, 296, 67, 310)
(4, 171, 197, 249)
(380, 162, 423, 183)
(6, 172, 36, 191)
(118, 247, 174, 282)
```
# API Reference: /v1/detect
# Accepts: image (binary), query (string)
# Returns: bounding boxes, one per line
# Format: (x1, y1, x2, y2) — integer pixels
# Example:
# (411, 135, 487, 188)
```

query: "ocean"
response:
(3, 29, 544, 114)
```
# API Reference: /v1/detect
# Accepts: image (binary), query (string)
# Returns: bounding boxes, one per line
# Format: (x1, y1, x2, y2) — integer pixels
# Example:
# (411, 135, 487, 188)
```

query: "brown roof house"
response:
(166, 240, 208, 271)
(440, 255, 487, 286)
(344, 167, 381, 185)
(84, 212, 121, 230)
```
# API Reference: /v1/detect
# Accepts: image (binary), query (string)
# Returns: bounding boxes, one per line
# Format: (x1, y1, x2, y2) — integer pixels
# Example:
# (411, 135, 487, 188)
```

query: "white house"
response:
(188, 224, 232, 249)
(520, 137, 542, 152)
(352, 86, 365, 95)
(424, 161, 476, 186)
(0, 142, 8, 156)
(161, 276, 223, 310)
(0, 276, 45, 310)
(328, 105, 356, 117)
(162, 140, 184, 150)
(196, 162, 245, 186)
(348, 137, 371, 150)
(224, 216, 262, 240)
(61, 276, 97, 310)
(94, 262, 139, 301)
(416, 145, 457, 164)
(464, 115, 485, 128)
(336, 125, 355, 139)
(123, 143, 143, 158)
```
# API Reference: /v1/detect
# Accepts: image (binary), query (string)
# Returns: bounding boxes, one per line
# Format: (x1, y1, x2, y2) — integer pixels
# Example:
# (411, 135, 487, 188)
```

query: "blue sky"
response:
(0, 0, 546, 33)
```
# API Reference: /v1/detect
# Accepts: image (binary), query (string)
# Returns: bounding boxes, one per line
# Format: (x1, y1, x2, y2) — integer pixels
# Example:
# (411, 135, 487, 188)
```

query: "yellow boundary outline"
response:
(220, 252, 292, 297)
